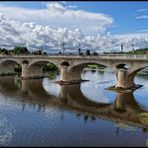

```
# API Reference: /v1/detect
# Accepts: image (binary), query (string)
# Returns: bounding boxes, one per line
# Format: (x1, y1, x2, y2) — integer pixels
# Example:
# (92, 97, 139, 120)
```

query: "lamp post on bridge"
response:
(132, 44, 134, 52)
(61, 42, 65, 55)
(121, 44, 123, 53)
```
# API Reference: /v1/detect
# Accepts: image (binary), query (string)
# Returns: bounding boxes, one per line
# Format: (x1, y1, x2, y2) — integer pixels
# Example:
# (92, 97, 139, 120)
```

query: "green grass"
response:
(86, 64, 106, 69)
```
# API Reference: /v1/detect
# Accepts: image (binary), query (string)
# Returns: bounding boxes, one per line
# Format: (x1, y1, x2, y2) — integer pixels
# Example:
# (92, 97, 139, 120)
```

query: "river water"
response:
(0, 67, 148, 146)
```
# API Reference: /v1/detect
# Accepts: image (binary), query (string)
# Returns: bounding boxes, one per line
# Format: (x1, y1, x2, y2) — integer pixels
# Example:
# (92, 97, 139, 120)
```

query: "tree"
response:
(86, 50, 91, 56)
(38, 50, 42, 55)
(93, 51, 98, 56)
(121, 44, 123, 52)
(62, 42, 65, 54)
(43, 52, 47, 55)
(132, 44, 134, 52)
(0, 48, 8, 55)
(78, 48, 81, 55)
(58, 52, 62, 55)
(79, 52, 83, 56)
(13, 46, 29, 55)
(4, 50, 8, 55)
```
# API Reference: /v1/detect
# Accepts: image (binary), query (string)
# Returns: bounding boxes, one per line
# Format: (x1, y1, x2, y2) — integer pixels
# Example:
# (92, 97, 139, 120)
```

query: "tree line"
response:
(0, 46, 47, 55)
(0, 46, 99, 56)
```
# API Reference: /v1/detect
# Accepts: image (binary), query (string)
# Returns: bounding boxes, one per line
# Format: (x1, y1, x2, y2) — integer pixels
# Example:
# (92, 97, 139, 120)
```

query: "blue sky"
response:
(0, 1, 148, 52)
(1, 1, 148, 34)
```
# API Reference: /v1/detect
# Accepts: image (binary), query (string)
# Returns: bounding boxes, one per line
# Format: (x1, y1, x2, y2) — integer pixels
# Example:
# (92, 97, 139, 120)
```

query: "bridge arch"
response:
(0, 59, 22, 75)
(126, 66, 148, 88)
(28, 59, 58, 68)
(60, 61, 70, 66)
(66, 62, 114, 82)
(22, 60, 29, 64)
(116, 63, 129, 69)
(128, 66, 148, 78)
(28, 60, 59, 78)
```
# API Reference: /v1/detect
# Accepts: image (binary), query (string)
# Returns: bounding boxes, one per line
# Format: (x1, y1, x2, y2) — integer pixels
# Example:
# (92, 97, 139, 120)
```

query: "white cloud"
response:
(137, 29, 148, 33)
(0, 14, 148, 52)
(136, 8, 148, 19)
(68, 5, 77, 9)
(46, 1, 67, 11)
(137, 9, 148, 12)
(0, 2, 113, 36)
(0, 6, 148, 53)
(113, 33, 148, 51)
(136, 15, 148, 19)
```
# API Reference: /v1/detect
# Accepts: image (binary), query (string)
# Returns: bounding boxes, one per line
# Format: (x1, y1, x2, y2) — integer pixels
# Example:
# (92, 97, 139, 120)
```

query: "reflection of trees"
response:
(97, 69, 105, 75)
(91, 69, 96, 73)
(136, 73, 148, 80)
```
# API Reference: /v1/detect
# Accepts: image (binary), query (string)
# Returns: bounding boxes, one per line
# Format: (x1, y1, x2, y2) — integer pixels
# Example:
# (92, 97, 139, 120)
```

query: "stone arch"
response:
(0, 59, 21, 66)
(22, 60, 29, 64)
(128, 66, 148, 78)
(116, 63, 129, 69)
(28, 59, 58, 68)
(60, 61, 70, 66)
(126, 66, 148, 87)
(67, 62, 114, 82)
(0, 59, 22, 75)
(28, 60, 59, 78)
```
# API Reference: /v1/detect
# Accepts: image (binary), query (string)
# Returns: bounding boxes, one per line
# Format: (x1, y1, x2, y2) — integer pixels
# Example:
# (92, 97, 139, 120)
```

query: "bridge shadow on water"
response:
(0, 76, 147, 133)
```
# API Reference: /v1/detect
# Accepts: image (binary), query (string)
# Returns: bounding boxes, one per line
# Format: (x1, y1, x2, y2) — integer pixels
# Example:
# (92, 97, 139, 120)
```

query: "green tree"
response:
(13, 46, 29, 55)
(86, 50, 91, 56)
(78, 48, 81, 55)
(93, 51, 98, 56)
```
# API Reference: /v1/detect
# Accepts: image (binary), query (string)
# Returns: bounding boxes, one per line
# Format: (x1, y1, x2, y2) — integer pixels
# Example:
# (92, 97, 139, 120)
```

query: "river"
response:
(0, 67, 148, 146)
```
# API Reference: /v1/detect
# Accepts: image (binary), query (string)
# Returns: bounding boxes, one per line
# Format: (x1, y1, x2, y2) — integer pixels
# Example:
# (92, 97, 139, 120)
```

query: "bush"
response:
(43, 63, 58, 71)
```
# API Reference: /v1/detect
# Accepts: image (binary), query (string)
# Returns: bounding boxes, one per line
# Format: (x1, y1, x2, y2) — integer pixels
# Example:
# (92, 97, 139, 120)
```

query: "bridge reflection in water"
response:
(0, 76, 147, 133)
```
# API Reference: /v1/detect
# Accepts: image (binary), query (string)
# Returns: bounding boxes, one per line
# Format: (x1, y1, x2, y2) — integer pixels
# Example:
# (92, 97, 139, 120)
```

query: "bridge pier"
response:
(60, 66, 69, 82)
(21, 80, 28, 93)
(114, 92, 126, 112)
(21, 63, 44, 79)
(21, 63, 28, 78)
(59, 65, 83, 84)
(115, 68, 135, 89)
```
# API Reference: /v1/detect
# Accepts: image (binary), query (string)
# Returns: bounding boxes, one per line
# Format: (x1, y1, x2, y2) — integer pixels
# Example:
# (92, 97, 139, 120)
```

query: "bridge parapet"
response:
(0, 54, 148, 59)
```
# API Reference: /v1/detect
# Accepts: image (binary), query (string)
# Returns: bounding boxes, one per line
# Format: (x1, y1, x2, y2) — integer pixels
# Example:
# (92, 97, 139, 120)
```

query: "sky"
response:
(0, 1, 148, 53)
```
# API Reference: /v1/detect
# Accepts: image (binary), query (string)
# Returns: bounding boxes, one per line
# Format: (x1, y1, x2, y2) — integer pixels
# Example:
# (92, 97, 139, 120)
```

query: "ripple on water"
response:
(0, 114, 14, 146)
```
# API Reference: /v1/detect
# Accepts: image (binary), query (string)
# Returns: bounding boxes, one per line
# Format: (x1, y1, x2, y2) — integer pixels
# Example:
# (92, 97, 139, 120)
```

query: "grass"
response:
(86, 64, 106, 69)
(138, 113, 148, 126)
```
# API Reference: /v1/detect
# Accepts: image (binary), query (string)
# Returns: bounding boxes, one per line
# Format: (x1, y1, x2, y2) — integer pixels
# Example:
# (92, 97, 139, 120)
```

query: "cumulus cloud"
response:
(113, 33, 148, 51)
(0, 2, 113, 36)
(0, 6, 148, 53)
(68, 5, 77, 9)
(46, 1, 67, 11)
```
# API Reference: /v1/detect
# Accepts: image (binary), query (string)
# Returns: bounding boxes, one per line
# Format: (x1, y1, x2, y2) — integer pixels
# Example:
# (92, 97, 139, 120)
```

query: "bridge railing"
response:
(99, 54, 148, 59)
(0, 54, 148, 59)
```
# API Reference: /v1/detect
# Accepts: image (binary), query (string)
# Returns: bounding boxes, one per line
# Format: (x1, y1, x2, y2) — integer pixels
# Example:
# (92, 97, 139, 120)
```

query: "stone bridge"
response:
(0, 54, 148, 89)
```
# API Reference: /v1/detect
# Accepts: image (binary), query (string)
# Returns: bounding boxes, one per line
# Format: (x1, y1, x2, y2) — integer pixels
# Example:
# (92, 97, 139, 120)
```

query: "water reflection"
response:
(0, 76, 147, 133)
